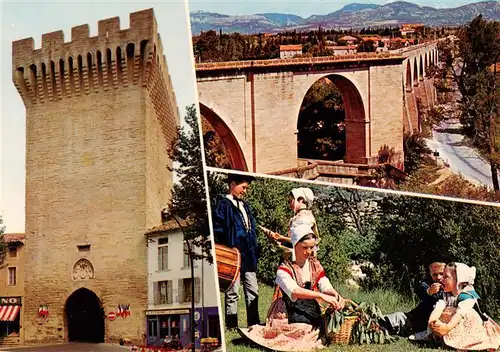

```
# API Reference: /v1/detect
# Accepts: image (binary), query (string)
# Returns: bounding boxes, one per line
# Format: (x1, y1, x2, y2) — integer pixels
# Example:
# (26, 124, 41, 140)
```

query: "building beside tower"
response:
(145, 221, 221, 348)
(0, 234, 25, 347)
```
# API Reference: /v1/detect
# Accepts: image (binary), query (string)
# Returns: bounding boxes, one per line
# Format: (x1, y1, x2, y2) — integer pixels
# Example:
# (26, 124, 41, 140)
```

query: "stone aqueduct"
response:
(196, 42, 439, 176)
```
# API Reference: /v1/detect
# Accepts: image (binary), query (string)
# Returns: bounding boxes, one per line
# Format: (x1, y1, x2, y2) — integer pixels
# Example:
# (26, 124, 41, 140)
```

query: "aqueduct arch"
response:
(413, 58, 419, 85)
(419, 55, 424, 80)
(405, 61, 413, 91)
(297, 74, 367, 164)
(200, 103, 248, 171)
(196, 54, 408, 173)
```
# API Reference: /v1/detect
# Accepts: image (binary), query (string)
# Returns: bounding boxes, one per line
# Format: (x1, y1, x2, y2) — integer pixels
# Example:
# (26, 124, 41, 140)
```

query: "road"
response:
(425, 119, 497, 189)
(0, 343, 131, 352)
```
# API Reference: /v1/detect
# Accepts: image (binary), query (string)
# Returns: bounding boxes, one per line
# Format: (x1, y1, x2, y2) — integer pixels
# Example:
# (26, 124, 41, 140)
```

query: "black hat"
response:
(427, 253, 455, 266)
(225, 172, 256, 184)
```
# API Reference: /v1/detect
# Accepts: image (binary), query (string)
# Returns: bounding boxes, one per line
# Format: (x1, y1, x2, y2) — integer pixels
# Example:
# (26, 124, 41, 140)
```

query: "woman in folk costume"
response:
(264, 188, 320, 322)
(268, 188, 319, 253)
(239, 224, 346, 351)
(425, 262, 500, 351)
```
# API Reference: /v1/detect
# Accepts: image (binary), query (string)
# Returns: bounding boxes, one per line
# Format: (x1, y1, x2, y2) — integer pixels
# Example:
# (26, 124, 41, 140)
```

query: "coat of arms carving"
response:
(72, 259, 95, 280)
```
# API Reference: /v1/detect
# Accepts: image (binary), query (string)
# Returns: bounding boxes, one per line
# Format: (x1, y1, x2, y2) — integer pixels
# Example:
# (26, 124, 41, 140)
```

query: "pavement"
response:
(0, 343, 131, 352)
(425, 119, 497, 189)
(0, 344, 222, 352)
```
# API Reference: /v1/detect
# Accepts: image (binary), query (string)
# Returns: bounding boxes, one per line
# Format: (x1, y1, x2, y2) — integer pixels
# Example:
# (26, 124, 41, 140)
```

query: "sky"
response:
(1, 0, 199, 233)
(187, 0, 488, 17)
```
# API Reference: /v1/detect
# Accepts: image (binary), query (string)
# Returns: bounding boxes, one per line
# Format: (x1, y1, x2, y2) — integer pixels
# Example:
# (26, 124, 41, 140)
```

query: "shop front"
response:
(0, 297, 22, 344)
(146, 307, 221, 349)
(146, 309, 190, 348)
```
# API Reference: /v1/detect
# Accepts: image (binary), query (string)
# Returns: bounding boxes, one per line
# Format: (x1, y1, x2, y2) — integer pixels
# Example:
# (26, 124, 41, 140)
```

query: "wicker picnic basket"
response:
(329, 316, 358, 344)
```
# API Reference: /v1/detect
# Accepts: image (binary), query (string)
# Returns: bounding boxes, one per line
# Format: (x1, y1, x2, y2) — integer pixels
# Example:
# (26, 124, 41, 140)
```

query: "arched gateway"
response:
(65, 288, 104, 343)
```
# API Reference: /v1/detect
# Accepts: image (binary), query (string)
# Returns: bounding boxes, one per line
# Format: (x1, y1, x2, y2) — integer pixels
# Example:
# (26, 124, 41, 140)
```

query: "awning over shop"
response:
(0, 306, 20, 321)
(145, 309, 190, 316)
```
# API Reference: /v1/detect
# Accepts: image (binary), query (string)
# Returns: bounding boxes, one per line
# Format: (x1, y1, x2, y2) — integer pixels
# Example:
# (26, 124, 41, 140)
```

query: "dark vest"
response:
(279, 260, 324, 330)
(212, 196, 258, 272)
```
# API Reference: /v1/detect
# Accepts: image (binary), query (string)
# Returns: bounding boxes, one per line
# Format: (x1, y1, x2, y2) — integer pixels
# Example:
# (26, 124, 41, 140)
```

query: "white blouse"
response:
(226, 194, 249, 229)
(434, 294, 475, 317)
(275, 260, 334, 302)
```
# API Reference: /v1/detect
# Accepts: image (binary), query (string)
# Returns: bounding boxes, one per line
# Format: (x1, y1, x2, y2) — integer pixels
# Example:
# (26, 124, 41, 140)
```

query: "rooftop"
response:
(145, 218, 191, 236)
(2, 233, 25, 245)
(339, 36, 357, 41)
(280, 44, 303, 51)
(327, 45, 358, 50)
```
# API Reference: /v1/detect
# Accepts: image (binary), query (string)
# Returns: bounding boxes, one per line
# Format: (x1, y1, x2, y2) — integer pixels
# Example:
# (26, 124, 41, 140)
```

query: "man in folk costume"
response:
(212, 173, 260, 329)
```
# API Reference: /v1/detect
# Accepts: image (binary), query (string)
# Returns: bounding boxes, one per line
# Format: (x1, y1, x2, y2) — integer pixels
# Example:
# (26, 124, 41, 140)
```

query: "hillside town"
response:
(192, 23, 453, 63)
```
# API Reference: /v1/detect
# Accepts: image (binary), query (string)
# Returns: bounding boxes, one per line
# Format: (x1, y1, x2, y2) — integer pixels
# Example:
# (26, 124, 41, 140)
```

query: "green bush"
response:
(373, 195, 500, 317)
(403, 132, 431, 174)
(246, 178, 299, 285)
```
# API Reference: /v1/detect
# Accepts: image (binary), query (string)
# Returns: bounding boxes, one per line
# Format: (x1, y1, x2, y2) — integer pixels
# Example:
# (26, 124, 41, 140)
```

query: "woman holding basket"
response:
(239, 224, 346, 351)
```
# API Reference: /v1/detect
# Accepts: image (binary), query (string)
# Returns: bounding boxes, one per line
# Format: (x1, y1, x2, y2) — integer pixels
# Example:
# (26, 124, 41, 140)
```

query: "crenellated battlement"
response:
(12, 8, 172, 106)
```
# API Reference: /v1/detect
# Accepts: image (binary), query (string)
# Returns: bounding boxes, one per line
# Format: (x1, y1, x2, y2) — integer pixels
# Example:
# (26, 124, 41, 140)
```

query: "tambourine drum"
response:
(215, 244, 241, 293)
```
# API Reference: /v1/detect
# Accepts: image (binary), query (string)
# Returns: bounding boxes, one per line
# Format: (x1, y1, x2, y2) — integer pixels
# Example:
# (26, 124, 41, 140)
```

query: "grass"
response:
(220, 282, 448, 352)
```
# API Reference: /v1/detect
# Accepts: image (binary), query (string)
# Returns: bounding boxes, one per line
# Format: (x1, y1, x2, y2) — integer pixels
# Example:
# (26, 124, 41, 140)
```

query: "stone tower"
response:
(12, 9, 179, 344)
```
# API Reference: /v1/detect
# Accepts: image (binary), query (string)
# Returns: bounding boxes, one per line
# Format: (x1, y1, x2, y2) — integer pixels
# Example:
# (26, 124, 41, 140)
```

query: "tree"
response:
(0, 216, 5, 263)
(167, 104, 212, 262)
(201, 116, 232, 169)
(432, 16, 500, 190)
(390, 40, 404, 50)
(357, 39, 376, 53)
(403, 132, 432, 174)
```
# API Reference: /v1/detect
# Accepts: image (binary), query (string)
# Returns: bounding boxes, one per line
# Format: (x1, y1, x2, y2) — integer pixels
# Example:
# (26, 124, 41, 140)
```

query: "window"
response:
(155, 280, 172, 305)
(8, 247, 17, 258)
(183, 241, 190, 268)
(181, 278, 192, 302)
(77, 244, 90, 252)
(158, 237, 168, 271)
(178, 277, 201, 303)
(148, 318, 158, 338)
(8, 267, 16, 286)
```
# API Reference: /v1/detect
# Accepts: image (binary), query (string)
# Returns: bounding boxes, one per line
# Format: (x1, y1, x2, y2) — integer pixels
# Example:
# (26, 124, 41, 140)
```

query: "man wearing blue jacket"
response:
(212, 173, 260, 329)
